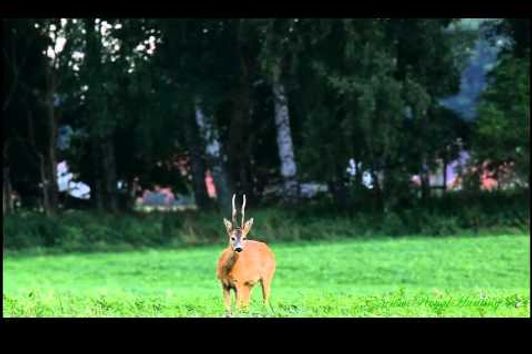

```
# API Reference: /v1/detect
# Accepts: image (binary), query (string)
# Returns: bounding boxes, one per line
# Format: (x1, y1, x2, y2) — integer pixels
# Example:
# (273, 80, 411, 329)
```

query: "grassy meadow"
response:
(3, 234, 530, 317)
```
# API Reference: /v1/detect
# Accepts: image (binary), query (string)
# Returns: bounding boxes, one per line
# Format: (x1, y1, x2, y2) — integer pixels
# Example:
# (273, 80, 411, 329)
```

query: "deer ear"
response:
(223, 218, 233, 233)
(242, 218, 254, 235)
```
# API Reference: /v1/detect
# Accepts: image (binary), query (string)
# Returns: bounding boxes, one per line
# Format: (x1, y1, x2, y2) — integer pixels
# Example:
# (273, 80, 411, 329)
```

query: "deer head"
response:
(223, 194, 254, 253)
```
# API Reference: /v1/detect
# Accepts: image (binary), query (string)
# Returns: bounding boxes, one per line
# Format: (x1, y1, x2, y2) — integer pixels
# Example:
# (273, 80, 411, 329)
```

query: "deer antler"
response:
(231, 194, 237, 225)
(241, 194, 246, 228)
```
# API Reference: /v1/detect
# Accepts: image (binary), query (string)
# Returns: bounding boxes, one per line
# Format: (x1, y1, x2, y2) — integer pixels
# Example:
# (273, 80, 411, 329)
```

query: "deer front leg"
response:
(236, 285, 251, 312)
(222, 285, 232, 316)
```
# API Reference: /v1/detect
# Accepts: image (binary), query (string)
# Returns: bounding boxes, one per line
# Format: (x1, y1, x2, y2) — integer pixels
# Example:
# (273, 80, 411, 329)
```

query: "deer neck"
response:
(222, 250, 240, 274)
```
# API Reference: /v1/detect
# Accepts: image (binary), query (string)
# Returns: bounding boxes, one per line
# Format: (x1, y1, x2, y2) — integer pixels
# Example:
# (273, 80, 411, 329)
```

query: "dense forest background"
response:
(2, 18, 529, 251)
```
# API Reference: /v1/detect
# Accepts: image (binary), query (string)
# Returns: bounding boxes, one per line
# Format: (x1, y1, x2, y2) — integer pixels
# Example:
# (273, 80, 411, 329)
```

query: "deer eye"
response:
(231, 237, 236, 241)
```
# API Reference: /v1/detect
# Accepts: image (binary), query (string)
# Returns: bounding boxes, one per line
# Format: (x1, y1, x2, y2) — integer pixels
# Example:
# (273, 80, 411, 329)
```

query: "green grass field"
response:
(3, 234, 530, 317)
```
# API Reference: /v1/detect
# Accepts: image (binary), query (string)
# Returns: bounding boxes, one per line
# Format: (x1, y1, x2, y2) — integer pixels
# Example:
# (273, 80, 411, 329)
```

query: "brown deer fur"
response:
(216, 194, 276, 314)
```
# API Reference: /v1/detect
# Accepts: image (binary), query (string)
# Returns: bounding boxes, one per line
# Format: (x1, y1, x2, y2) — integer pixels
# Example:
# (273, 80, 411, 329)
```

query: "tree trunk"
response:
(43, 65, 58, 216)
(442, 158, 447, 193)
(194, 98, 232, 215)
(184, 109, 211, 210)
(420, 159, 430, 201)
(229, 77, 254, 200)
(371, 170, 384, 213)
(84, 18, 107, 212)
(38, 153, 51, 214)
(329, 178, 349, 211)
(3, 142, 12, 214)
(90, 136, 104, 211)
(2, 168, 7, 214)
(101, 137, 118, 212)
(272, 59, 298, 203)
(228, 21, 254, 200)
(354, 159, 363, 187)
(3, 166, 13, 215)
(128, 177, 140, 210)
(25, 107, 49, 214)
(420, 175, 430, 200)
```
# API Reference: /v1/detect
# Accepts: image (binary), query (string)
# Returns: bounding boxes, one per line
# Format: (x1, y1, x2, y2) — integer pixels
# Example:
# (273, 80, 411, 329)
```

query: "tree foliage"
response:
(3, 18, 527, 216)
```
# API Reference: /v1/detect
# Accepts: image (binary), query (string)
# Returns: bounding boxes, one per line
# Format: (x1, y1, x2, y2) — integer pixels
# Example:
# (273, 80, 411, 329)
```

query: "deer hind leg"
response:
(261, 276, 272, 307)
(261, 269, 275, 312)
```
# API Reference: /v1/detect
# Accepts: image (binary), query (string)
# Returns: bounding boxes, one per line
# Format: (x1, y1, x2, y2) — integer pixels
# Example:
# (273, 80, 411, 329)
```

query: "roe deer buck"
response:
(216, 194, 276, 315)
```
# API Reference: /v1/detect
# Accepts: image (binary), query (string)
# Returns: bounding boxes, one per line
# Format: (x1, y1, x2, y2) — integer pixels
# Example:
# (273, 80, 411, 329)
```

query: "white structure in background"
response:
(346, 158, 374, 189)
(57, 161, 91, 199)
(56, 125, 91, 200)
(264, 157, 378, 199)
(299, 182, 328, 198)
